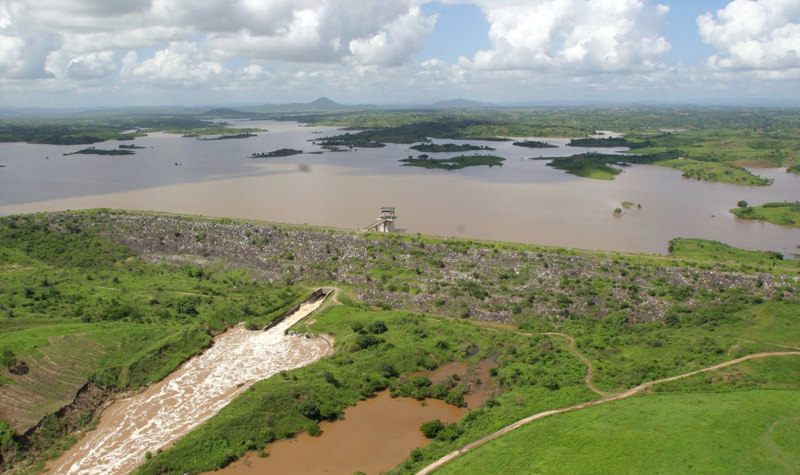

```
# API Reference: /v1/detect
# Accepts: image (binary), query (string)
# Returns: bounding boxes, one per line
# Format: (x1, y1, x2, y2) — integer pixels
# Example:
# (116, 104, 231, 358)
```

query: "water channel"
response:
(49, 297, 331, 475)
(1, 120, 798, 256)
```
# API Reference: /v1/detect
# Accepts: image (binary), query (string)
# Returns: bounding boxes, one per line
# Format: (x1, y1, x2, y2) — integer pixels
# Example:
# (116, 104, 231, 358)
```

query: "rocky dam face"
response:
(50, 296, 331, 475)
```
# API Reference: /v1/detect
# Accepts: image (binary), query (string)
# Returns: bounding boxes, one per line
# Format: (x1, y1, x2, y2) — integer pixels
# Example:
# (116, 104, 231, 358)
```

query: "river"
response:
(48, 297, 331, 475)
(1, 120, 798, 255)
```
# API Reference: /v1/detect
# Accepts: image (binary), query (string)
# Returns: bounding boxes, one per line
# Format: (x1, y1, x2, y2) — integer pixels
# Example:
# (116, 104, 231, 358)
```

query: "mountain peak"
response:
(309, 97, 340, 107)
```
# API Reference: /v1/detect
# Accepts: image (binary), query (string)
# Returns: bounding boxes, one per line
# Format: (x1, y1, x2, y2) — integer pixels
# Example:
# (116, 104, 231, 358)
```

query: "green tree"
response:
(0, 349, 16, 369)
(420, 419, 444, 438)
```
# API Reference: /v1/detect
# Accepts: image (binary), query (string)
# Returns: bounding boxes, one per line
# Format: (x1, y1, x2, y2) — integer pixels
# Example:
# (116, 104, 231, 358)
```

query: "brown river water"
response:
(1, 120, 798, 255)
(48, 299, 330, 475)
(217, 390, 466, 475)
(213, 360, 494, 475)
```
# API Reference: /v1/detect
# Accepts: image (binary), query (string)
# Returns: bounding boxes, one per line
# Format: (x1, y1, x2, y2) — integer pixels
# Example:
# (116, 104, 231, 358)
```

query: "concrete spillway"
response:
(50, 293, 331, 475)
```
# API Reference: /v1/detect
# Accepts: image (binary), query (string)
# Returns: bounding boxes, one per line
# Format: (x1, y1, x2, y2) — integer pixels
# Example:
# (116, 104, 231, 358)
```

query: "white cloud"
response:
(65, 51, 117, 79)
(127, 42, 227, 86)
(0, 34, 25, 74)
(459, 0, 670, 74)
(698, 0, 800, 76)
(348, 7, 435, 66)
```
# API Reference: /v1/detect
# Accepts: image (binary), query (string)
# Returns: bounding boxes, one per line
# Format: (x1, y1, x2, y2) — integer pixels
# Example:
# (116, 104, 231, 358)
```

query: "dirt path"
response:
(416, 351, 800, 475)
(542, 332, 612, 398)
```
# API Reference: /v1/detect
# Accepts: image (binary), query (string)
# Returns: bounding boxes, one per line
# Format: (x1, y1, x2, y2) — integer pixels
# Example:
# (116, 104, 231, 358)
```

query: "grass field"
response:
(435, 389, 800, 474)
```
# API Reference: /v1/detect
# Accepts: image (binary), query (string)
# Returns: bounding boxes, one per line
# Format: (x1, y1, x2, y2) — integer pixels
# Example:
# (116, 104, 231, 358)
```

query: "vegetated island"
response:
(63, 147, 136, 156)
(535, 151, 677, 180)
(118, 144, 146, 149)
(568, 137, 630, 147)
(530, 150, 772, 185)
(512, 140, 557, 148)
(313, 132, 386, 150)
(400, 154, 505, 170)
(250, 149, 303, 158)
(730, 201, 800, 227)
(657, 158, 773, 186)
(173, 126, 265, 138)
(409, 143, 495, 153)
(0, 211, 799, 475)
(788, 164, 800, 174)
(197, 132, 257, 141)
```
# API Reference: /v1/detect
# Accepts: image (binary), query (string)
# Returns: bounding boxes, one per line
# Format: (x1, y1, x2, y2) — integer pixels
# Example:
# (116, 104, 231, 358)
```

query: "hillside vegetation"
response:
(0, 210, 798, 474)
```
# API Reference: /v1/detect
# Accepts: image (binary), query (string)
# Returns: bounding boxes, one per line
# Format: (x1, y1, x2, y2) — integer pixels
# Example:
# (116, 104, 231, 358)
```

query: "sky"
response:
(0, 0, 799, 108)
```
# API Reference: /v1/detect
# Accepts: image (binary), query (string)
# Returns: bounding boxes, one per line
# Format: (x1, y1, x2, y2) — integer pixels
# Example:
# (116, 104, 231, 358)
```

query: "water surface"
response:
(2, 120, 798, 255)
(216, 390, 466, 475)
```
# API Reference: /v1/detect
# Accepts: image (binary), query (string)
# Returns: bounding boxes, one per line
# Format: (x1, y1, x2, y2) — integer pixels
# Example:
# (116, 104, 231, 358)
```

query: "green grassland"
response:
(436, 389, 800, 474)
(731, 202, 800, 227)
(1, 212, 800, 474)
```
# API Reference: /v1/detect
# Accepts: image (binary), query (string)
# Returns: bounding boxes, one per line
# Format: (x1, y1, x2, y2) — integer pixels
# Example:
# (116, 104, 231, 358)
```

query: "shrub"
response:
(366, 321, 388, 334)
(420, 419, 444, 438)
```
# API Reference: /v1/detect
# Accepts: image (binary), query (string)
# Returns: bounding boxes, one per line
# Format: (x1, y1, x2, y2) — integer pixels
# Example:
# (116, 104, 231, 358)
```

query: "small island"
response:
(198, 133, 257, 141)
(568, 137, 629, 147)
(410, 143, 495, 153)
(118, 144, 146, 149)
(250, 149, 303, 158)
(512, 140, 557, 148)
(400, 154, 505, 170)
(63, 147, 135, 156)
(788, 164, 800, 175)
(657, 158, 772, 186)
(730, 201, 800, 227)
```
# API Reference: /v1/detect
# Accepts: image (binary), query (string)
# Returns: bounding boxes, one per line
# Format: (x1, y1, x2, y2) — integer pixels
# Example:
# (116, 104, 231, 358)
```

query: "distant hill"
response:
(306, 97, 342, 109)
(430, 98, 494, 109)
(200, 108, 255, 118)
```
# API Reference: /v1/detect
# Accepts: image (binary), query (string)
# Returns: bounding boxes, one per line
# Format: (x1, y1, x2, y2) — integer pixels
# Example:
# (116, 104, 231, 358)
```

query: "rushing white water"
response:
(50, 297, 330, 475)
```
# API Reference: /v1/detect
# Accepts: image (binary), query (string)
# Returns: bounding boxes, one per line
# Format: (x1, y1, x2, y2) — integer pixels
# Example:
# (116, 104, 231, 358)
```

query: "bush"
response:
(353, 334, 383, 350)
(420, 419, 444, 438)
(366, 321, 388, 334)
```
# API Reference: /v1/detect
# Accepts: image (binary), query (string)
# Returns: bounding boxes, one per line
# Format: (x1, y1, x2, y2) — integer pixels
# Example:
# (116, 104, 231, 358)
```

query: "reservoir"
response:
(1, 120, 798, 255)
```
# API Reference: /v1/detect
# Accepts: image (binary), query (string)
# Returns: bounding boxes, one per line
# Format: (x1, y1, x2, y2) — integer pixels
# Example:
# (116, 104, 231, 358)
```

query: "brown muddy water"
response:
(49, 299, 330, 475)
(215, 390, 466, 475)
(216, 359, 495, 475)
(1, 120, 799, 256)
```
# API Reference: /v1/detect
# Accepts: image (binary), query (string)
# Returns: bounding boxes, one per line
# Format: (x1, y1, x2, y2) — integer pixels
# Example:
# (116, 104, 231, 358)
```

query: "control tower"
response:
(363, 207, 396, 233)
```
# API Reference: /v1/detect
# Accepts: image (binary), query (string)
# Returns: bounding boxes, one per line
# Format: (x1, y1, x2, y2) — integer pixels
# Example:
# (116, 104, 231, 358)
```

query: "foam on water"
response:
(50, 299, 330, 475)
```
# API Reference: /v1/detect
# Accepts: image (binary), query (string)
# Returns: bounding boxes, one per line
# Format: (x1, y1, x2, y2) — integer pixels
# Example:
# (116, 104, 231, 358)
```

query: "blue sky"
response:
(0, 0, 799, 107)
